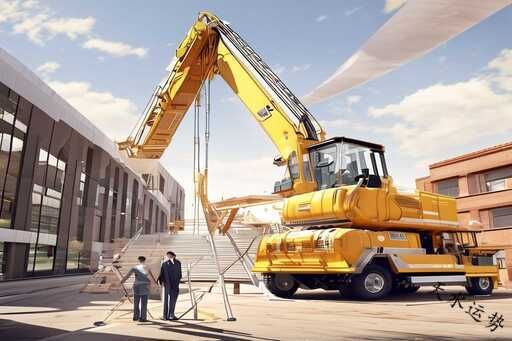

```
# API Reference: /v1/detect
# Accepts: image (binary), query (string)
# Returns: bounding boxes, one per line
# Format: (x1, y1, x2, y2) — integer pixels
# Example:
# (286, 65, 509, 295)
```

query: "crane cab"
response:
(307, 137, 388, 191)
(273, 136, 388, 195)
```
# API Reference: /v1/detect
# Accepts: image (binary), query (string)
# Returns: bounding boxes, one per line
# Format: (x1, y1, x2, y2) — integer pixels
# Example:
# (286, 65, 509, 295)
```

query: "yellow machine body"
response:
(282, 177, 460, 232)
(253, 228, 502, 285)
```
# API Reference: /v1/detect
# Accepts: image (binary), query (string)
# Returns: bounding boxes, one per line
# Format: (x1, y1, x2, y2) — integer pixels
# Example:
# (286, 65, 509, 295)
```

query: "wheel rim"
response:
(275, 274, 295, 291)
(364, 273, 385, 294)
(478, 277, 490, 290)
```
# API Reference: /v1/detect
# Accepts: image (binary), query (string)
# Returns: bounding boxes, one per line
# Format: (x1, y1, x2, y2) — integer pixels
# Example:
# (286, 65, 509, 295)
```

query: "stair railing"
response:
(118, 225, 145, 259)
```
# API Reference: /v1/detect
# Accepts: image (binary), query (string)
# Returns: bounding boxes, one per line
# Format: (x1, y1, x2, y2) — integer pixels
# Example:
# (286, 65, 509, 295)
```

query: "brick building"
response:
(416, 142, 512, 281)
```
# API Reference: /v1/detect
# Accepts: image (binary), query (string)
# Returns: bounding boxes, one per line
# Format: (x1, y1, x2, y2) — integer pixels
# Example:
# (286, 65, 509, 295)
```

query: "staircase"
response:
(116, 226, 263, 285)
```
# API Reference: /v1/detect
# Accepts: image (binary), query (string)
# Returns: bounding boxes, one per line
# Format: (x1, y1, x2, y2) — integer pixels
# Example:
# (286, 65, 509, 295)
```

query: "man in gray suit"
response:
(158, 251, 182, 320)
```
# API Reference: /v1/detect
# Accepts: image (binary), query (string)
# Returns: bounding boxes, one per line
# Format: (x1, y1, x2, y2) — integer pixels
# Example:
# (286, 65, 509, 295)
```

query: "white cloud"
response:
(12, 12, 48, 44)
(0, 0, 28, 23)
(345, 7, 361, 17)
(0, 1, 147, 58)
(291, 64, 311, 73)
(488, 48, 512, 91)
(2, 1, 94, 44)
(48, 80, 139, 141)
(44, 16, 95, 40)
(346, 95, 361, 105)
(83, 38, 148, 58)
(315, 15, 327, 22)
(384, 0, 407, 13)
(36, 61, 60, 76)
(368, 48, 512, 157)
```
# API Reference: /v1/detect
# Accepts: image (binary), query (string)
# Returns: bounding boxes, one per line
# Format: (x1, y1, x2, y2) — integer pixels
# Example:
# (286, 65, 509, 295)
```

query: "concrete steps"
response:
(116, 226, 263, 284)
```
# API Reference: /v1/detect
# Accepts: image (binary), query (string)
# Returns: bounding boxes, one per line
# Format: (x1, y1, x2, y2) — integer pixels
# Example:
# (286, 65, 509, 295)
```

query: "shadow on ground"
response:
(0, 319, 170, 341)
(292, 287, 512, 304)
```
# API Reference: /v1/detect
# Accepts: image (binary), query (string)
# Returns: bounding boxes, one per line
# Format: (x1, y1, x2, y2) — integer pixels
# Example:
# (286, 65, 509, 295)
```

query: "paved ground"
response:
(0, 276, 511, 340)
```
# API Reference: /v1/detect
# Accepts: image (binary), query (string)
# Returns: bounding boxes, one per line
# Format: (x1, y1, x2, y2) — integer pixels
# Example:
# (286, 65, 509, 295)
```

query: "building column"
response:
(53, 127, 85, 275)
(4, 243, 28, 279)
(458, 176, 469, 197)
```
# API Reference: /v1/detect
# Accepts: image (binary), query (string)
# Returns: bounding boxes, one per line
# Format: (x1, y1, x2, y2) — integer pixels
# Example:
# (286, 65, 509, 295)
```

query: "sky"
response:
(1, 0, 511, 218)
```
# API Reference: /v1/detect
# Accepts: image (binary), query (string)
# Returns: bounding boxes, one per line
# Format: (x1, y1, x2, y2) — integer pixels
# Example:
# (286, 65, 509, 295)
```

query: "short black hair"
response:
(138, 256, 146, 262)
(167, 251, 176, 257)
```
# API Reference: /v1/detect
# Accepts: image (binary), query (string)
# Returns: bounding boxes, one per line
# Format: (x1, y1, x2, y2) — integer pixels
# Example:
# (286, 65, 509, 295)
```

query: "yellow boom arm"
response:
(119, 12, 325, 196)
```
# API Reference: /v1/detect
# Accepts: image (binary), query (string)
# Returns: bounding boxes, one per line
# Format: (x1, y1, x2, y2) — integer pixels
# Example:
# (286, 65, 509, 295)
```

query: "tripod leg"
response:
(208, 233, 236, 321)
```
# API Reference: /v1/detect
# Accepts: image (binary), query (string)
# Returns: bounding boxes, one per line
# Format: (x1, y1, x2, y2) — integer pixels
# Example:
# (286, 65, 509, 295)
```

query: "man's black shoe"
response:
(170, 316, 179, 321)
(139, 319, 148, 322)
(133, 318, 138, 321)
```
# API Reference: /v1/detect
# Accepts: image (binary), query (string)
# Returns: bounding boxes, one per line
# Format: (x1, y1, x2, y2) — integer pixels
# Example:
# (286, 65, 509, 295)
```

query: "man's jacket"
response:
(158, 259, 182, 289)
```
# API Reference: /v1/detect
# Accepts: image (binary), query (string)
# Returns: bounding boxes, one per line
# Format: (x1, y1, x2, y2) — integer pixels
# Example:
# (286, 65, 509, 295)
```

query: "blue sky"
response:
(1, 1, 511, 217)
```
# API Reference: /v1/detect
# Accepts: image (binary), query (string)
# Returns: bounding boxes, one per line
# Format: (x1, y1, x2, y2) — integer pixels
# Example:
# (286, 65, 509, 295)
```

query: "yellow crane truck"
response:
(252, 137, 507, 299)
(119, 12, 507, 300)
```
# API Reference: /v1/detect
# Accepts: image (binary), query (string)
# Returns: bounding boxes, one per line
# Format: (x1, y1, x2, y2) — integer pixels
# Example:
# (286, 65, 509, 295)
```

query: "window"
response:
(311, 144, 337, 189)
(310, 141, 386, 189)
(31, 183, 61, 235)
(302, 153, 312, 182)
(130, 180, 139, 236)
(484, 166, 512, 193)
(159, 174, 165, 194)
(0, 84, 27, 230)
(491, 206, 512, 229)
(27, 244, 54, 273)
(0, 134, 24, 228)
(68, 148, 95, 272)
(110, 167, 119, 241)
(288, 152, 300, 181)
(435, 178, 459, 197)
(142, 173, 154, 189)
(31, 149, 66, 235)
(66, 240, 84, 272)
(119, 172, 128, 238)
(0, 241, 5, 280)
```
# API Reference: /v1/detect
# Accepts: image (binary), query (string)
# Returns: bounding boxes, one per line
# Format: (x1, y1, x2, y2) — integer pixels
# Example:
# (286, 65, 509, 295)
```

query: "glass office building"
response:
(0, 48, 184, 280)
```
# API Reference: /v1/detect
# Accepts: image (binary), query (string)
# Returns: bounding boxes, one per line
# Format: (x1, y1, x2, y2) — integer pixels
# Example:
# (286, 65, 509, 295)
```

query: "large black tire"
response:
(350, 264, 393, 300)
(266, 273, 298, 298)
(466, 277, 493, 296)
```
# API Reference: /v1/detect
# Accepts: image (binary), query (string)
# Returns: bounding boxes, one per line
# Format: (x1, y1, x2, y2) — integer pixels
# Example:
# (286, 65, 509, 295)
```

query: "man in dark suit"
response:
(158, 251, 182, 320)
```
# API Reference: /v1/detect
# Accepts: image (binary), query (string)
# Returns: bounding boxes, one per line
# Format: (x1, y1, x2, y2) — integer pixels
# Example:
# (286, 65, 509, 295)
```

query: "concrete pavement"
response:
(0, 276, 511, 340)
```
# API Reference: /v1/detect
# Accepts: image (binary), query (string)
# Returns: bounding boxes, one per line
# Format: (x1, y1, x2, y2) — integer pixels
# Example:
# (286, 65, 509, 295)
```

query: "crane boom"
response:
(119, 12, 325, 196)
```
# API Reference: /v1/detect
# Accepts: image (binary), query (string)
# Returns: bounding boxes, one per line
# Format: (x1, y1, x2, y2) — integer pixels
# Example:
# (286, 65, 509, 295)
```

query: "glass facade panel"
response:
(0, 242, 5, 280)
(27, 148, 65, 275)
(67, 148, 94, 272)
(0, 84, 25, 230)
(27, 244, 55, 272)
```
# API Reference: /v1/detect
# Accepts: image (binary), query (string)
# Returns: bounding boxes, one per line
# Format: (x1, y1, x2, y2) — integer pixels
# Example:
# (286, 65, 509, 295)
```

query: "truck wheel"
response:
(351, 264, 392, 300)
(466, 277, 493, 296)
(266, 273, 298, 298)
